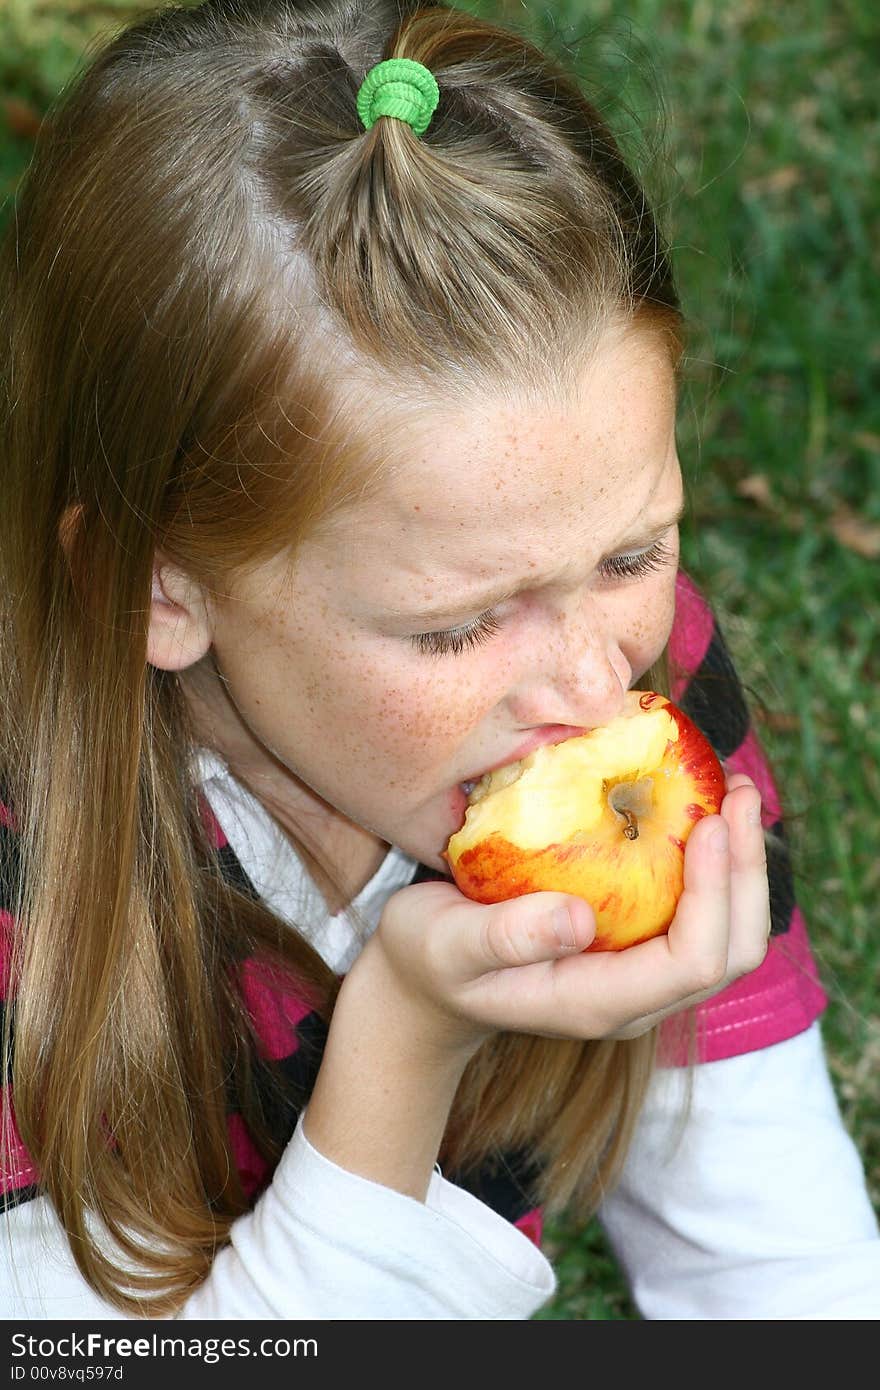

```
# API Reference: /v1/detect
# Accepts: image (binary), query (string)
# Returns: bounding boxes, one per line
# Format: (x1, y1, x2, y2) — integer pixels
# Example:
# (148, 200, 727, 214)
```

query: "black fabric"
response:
(443, 1148, 543, 1226)
(213, 840, 262, 903)
(679, 616, 793, 937)
(679, 624, 751, 761)
(0, 1183, 39, 1214)
(410, 860, 449, 885)
(242, 1011, 329, 1164)
(765, 819, 796, 937)
(0, 816, 20, 917)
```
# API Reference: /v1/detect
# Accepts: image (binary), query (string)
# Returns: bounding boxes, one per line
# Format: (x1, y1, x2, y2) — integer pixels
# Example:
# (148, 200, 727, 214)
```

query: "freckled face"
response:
(203, 322, 685, 872)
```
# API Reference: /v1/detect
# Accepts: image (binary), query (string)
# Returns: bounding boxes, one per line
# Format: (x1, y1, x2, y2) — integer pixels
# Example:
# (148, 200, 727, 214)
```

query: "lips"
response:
(458, 725, 587, 793)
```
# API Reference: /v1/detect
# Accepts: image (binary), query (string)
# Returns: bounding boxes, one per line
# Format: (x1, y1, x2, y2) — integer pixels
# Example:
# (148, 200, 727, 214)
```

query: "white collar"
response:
(193, 748, 420, 973)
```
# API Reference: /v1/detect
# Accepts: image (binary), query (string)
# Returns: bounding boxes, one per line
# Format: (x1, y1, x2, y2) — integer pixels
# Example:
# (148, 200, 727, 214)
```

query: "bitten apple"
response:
(445, 691, 725, 951)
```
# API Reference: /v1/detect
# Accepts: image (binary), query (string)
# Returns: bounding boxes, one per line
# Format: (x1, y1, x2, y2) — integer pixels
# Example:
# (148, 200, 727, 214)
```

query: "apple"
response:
(444, 691, 725, 951)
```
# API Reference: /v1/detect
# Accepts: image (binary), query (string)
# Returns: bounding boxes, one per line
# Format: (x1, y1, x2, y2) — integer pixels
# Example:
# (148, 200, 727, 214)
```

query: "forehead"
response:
(319, 323, 678, 562)
(394, 329, 671, 519)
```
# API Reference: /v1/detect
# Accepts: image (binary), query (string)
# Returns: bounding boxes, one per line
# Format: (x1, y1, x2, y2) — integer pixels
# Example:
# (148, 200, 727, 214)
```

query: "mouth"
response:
(457, 725, 587, 798)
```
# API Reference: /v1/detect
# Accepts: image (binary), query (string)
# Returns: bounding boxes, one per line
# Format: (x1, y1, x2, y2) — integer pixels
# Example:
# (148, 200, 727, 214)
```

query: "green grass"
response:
(2, 0, 877, 1321)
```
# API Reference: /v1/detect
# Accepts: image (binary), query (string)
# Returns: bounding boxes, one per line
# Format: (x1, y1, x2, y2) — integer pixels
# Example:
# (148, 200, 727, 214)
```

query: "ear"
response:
(58, 505, 211, 671)
(147, 556, 213, 672)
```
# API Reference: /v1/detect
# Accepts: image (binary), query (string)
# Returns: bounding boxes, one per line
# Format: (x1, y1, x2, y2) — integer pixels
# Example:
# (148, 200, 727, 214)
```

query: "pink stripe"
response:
(660, 570, 827, 1063)
(670, 570, 715, 691)
(197, 792, 228, 850)
(227, 1112, 271, 1201)
(724, 725, 784, 823)
(0, 799, 18, 832)
(660, 907, 827, 1065)
(0, 1090, 39, 1193)
(514, 1205, 544, 1247)
(239, 957, 314, 1062)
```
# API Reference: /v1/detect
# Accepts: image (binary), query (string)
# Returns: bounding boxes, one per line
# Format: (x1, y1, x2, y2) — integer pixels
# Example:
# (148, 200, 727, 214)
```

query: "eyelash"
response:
(410, 538, 676, 658)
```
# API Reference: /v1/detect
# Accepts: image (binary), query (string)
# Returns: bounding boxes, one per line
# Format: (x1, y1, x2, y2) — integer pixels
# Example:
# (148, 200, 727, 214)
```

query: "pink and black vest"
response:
(0, 570, 828, 1242)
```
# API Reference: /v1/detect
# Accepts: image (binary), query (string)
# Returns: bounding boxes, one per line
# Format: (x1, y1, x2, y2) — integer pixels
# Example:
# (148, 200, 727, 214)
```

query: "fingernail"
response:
(711, 825, 729, 853)
(552, 906, 577, 949)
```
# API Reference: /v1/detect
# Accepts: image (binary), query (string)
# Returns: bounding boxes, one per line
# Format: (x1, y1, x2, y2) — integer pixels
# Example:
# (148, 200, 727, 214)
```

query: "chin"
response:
(373, 790, 466, 874)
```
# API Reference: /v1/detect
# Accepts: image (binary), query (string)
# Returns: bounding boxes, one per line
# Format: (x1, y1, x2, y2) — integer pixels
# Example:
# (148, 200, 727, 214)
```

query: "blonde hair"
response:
(0, 0, 685, 1314)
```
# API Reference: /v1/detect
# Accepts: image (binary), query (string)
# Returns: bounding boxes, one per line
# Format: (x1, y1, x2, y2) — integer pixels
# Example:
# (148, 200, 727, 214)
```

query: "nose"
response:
(504, 596, 632, 731)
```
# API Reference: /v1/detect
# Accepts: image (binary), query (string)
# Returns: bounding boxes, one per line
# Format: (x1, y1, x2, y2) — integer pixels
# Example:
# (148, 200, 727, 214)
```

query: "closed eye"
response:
(597, 537, 677, 583)
(410, 608, 502, 658)
(410, 538, 676, 658)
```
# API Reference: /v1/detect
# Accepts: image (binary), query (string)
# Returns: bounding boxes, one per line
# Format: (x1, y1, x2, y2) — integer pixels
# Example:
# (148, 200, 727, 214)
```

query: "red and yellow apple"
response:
(445, 691, 725, 951)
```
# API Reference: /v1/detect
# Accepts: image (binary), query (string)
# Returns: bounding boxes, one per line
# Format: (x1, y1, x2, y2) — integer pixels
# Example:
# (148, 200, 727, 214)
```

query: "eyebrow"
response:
(387, 498, 688, 625)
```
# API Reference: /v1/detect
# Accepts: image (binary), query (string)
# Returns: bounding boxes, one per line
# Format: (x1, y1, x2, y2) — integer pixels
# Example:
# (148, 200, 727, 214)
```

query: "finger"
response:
(722, 782, 772, 976)
(663, 810, 731, 987)
(725, 770, 757, 794)
(384, 879, 597, 978)
(605, 791, 768, 1036)
(522, 814, 734, 1037)
(476, 891, 597, 972)
(474, 804, 732, 989)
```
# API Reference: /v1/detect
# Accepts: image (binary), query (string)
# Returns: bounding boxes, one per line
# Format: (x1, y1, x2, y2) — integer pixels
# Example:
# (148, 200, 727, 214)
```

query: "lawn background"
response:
(2, 0, 877, 1320)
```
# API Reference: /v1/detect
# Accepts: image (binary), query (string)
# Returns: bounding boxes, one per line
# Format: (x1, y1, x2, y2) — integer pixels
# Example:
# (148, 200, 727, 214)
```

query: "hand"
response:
(368, 772, 770, 1051)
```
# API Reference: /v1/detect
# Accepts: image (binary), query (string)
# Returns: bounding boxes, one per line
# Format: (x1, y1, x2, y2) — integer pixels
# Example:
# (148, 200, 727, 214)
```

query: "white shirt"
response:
(2, 754, 877, 1319)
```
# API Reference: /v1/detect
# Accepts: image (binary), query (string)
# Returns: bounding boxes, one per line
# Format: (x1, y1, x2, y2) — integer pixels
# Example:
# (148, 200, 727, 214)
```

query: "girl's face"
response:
(178, 321, 685, 875)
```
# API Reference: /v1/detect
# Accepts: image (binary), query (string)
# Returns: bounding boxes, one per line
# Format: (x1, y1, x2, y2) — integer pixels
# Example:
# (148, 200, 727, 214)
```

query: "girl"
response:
(0, 0, 877, 1320)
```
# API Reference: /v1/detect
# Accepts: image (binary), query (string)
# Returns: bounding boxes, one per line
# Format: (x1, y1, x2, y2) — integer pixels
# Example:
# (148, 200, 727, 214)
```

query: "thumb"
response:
(473, 891, 597, 973)
(381, 879, 596, 981)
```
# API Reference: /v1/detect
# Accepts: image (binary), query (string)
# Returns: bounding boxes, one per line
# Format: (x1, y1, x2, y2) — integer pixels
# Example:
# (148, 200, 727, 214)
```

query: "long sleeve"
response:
(1, 1115, 555, 1319)
(598, 1021, 880, 1318)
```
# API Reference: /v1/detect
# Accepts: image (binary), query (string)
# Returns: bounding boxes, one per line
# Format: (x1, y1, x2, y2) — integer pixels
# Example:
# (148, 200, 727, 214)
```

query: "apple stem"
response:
(621, 809, 639, 840)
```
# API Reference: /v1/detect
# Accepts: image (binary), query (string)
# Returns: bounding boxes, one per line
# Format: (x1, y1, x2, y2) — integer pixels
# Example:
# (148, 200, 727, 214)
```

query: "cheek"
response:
(623, 572, 678, 670)
(360, 658, 492, 762)
(239, 607, 489, 776)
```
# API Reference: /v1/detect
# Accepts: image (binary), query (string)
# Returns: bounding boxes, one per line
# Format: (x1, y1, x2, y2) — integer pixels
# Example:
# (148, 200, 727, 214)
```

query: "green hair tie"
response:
(356, 58, 440, 137)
